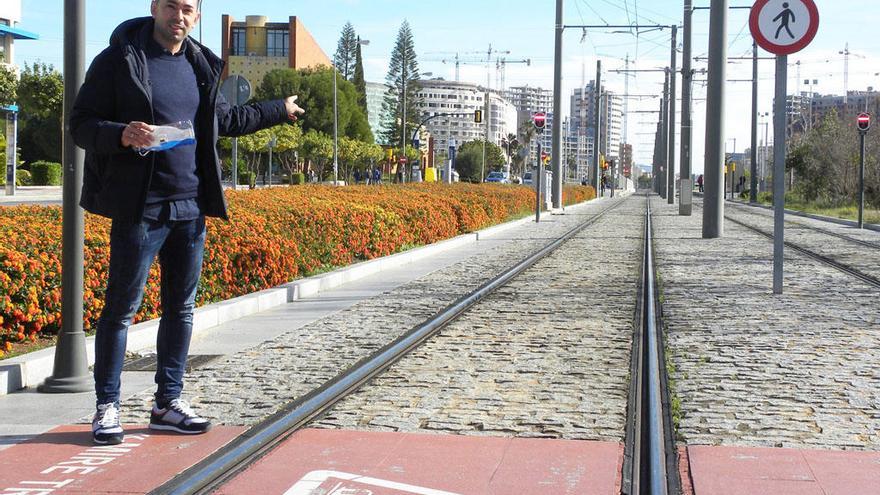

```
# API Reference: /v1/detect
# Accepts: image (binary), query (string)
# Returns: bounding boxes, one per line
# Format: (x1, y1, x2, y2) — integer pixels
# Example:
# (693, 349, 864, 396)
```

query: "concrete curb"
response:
(0, 198, 597, 394)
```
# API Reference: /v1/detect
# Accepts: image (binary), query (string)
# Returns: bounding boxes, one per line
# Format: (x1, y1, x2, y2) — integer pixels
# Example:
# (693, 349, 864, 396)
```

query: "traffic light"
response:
(857, 112, 871, 132)
(533, 112, 546, 133)
(474, 109, 483, 123)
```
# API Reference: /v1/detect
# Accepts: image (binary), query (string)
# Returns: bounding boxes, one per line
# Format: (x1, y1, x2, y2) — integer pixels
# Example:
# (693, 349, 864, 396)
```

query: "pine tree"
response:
(333, 22, 358, 80)
(380, 20, 421, 148)
(353, 37, 367, 116)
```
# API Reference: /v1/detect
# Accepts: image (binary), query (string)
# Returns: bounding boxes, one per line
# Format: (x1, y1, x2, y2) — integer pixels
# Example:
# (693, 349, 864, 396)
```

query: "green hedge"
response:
(30, 161, 63, 186)
(290, 172, 306, 185)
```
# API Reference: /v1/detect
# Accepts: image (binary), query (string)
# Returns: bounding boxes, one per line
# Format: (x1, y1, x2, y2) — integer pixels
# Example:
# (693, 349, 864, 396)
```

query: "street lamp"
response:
(334, 38, 370, 185)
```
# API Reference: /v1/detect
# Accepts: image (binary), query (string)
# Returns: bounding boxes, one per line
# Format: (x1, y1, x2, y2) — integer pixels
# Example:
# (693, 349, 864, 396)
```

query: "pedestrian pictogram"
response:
(750, 0, 819, 55)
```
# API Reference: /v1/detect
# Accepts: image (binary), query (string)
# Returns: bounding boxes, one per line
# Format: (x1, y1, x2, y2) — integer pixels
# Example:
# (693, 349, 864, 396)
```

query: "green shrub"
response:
(237, 171, 254, 186)
(15, 169, 32, 186)
(30, 161, 63, 186)
(290, 172, 305, 185)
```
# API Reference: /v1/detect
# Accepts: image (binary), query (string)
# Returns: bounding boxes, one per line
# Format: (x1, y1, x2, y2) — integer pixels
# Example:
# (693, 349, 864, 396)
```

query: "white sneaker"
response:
(149, 398, 212, 434)
(92, 403, 124, 445)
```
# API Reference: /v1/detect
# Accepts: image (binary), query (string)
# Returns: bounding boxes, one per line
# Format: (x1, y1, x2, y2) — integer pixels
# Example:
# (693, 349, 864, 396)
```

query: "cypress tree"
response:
(380, 20, 422, 148)
(353, 37, 368, 116)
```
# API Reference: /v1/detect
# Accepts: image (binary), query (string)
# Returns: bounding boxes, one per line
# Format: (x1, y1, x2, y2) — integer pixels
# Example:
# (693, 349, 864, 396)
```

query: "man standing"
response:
(70, 0, 304, 445)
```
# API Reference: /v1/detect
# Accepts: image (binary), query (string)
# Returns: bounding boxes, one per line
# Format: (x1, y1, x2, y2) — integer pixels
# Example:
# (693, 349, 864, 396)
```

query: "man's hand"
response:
(121, 121, 156, 149)
(284, 96, 305, 122)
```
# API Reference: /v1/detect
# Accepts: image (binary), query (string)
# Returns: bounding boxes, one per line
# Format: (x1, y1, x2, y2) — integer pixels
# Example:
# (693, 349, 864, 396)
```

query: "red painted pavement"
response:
(685, 445, 880, 495)
(0, 424, 245, 494)
(218, 429, 623, 495)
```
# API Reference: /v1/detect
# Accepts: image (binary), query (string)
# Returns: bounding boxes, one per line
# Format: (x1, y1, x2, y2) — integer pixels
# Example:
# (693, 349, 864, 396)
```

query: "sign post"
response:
(533, 113, 547, 223)
(220, 75, 252, 188)
(750, 0, 819, 295)
(857, 112, 870, 228)
(4, 110, 16, 196)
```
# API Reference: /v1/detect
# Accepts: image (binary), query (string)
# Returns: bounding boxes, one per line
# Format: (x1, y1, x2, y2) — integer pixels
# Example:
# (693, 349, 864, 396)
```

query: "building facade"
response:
(0, 0, 38, 70)
(220, 15, 331, 87)
(365, 81, 389, 144)
(570, 81, 624, 163)
(414, 79, 517, 154)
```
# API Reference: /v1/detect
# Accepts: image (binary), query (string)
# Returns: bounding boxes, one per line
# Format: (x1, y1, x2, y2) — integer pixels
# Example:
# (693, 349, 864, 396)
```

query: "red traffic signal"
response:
(533, 112, 547, 131)
(857, 112, 871, 132)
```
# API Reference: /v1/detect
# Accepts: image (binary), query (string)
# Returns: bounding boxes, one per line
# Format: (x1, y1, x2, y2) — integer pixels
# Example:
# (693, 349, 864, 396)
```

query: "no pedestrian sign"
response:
(749, 0, 819, 55)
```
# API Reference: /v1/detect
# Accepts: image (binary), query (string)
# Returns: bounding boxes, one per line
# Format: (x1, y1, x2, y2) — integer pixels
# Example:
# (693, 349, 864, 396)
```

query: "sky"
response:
(12, 0, 880, 172)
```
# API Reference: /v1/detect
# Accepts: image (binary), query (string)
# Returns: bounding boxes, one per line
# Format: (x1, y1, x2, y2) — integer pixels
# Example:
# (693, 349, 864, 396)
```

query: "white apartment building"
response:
(415, 79, 517, 152)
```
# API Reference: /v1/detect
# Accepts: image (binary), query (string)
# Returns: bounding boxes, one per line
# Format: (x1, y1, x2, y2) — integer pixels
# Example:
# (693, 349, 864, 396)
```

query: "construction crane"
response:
(496, 57, 531, 93)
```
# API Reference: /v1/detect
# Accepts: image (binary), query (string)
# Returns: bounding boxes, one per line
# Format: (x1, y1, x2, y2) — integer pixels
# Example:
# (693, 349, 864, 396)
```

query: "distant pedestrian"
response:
(697, 174, 704, 193)
(373, 167, 381, 185)
(353, 168, 361, 184)
(70, 0, 304, 446)
(600, 175, 607, 196)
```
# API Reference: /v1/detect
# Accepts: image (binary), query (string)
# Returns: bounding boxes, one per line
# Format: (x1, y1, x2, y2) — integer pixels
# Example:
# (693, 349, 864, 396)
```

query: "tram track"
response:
(150, 195, 643, 495)
(694, 201, 880, 289)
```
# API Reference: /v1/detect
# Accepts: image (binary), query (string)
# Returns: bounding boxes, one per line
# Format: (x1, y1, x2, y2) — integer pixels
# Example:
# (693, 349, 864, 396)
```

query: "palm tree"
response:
(516, 122, 537, 177)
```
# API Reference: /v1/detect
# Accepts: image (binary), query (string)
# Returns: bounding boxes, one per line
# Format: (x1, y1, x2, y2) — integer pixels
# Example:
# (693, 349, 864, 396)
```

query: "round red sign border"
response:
(749, 0, 819, 56)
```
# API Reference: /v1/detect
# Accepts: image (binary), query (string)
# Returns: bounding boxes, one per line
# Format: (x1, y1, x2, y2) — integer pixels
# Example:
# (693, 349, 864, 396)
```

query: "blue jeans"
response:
(94, 216, 206, 406)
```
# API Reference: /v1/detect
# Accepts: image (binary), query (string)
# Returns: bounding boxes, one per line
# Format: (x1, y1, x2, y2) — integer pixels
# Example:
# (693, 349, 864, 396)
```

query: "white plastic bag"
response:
(136, 121, 196, 155)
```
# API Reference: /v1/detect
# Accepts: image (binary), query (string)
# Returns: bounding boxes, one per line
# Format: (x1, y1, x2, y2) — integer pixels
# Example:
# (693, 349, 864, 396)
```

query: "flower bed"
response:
(0, 183, 594, 356)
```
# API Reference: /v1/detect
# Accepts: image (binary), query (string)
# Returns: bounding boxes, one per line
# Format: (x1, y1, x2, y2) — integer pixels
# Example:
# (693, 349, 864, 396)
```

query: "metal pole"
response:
(4, 112, 16, 196)
(231, 80, 239, 189)
(680, 0, 694, 215)
(859, 130, 866, 228)
(701, 0, 727, 239)
(750, 40, 759, 203)
(551, 0, 563, 209)
(482, 90, 488, 182)
(401, 66, 406, 184)
(659, 72, 669, 199)
(40, 0, 91, 393)
(268, 138, 274, 187)
(536, 141, 542, 223)
(593, 60, 602, 194)
(772, 55, 787, 294)
(333, 67, 338, 185)
(667, 26, 678, 205)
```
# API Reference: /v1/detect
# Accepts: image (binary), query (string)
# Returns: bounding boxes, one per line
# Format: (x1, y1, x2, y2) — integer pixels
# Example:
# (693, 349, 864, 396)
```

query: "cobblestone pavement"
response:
(722, 200, 880, 281)
(653, 197, 880, 450)
(114, 196, 630, 426)
(311, 195, 646, 441)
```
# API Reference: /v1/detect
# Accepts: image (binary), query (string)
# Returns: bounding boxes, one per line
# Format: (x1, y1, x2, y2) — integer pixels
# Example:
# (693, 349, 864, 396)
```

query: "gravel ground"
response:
(654, 196, 880, 450)
(113, 197, 630, 427)
(312, 195, 646, 441)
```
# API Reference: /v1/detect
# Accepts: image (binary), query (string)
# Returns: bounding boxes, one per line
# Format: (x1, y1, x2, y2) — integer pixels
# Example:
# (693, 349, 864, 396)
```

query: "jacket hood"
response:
(109, 16, 152, 48)
(109, 16, 220, 67)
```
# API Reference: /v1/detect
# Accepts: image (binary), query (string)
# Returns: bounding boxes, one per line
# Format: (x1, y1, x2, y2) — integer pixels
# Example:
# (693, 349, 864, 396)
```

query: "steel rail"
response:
(725, 216, 880, 289)
(151, 196, 630, 495)
(726, 202, 880, 250)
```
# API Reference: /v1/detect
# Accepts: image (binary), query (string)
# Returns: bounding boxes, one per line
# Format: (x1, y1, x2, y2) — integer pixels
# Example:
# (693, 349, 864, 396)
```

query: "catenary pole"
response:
(772, 55, 787, 293)
(593, 60, 602, 194)
(680, 0, 694, 215)
(702, 0, 727, 239)
(667, 25, 678, 205)
(40, 0, 91, 393)
(750, 39, 759, 203)
(659, 72, 669, 199)
(551, 0, 563, 208)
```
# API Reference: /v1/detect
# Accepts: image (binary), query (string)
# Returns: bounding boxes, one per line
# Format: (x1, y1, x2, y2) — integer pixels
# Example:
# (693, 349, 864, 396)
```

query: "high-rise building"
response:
(365, 82, 389, 144)
(505, 85, 554, 165)
(570, 82, 623, 161)
(220, 15, 331, 86)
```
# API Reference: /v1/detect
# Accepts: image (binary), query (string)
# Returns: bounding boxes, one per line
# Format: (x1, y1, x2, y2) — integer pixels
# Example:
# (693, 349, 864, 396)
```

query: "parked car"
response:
(522, 171, 533, 185)
(485, 171, 510, 184)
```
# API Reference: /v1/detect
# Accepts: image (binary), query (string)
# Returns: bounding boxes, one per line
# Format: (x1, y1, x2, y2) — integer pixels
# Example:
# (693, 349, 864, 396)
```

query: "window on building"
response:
(231, 27, 246, 56)
(266, 29, 289, 57)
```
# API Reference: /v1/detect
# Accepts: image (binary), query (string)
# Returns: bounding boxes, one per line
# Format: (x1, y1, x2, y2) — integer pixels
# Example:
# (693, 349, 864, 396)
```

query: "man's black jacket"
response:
(70, 17, 289, 222)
